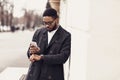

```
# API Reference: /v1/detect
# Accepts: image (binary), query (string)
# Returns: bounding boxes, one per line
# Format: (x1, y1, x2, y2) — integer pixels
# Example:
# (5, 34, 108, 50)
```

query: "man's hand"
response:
(29, 54, 35, 62)
(29, 42, 40, 54)
(29, 54, 43, 62)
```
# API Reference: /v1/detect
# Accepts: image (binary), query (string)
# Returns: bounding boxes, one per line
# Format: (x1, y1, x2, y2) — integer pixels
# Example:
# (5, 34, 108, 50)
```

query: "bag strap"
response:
(19, 74, 27, 80)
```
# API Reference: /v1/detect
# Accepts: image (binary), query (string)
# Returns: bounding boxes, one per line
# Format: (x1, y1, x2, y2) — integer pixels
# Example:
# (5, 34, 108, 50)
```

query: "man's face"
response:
(43, 16, 58, 32)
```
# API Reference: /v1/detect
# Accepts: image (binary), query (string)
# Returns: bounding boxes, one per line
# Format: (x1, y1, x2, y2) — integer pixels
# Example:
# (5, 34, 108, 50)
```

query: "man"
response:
(26, 8, 71, 80)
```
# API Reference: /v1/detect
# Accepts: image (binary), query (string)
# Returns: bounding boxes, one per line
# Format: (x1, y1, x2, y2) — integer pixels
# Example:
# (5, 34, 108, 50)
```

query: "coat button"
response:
(48, 75, 52, 79)
(30, 74, 32, 77)
(50, 51, 53, 54)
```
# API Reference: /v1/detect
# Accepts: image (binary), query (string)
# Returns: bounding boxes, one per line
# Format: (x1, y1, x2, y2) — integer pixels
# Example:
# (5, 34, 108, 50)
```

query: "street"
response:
(0, 30, 35, 72)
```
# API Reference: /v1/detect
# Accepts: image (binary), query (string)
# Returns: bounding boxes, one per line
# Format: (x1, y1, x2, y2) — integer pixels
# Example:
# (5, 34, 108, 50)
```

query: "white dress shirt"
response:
(47, 27, 59, 44)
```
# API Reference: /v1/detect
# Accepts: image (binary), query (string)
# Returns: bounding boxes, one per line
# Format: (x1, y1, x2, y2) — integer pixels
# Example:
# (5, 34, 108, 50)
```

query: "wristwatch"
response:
(40, 54, 44, 60)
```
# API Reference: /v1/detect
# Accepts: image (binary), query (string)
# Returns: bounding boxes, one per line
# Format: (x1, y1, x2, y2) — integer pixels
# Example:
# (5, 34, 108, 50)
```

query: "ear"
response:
(55, 18, 59, 24)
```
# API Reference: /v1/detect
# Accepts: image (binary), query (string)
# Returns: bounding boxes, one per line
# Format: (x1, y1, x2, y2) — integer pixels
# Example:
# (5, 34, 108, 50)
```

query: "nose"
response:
(46, 24, 49, 26)
(45, 24, 50, 27)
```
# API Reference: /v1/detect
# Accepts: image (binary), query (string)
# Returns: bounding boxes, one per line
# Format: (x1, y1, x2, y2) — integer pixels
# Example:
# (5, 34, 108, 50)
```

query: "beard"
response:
(47, 23, 57, 32)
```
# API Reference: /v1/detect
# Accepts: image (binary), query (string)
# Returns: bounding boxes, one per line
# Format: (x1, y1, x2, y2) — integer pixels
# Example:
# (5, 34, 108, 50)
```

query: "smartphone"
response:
(30, 41, 37, 47)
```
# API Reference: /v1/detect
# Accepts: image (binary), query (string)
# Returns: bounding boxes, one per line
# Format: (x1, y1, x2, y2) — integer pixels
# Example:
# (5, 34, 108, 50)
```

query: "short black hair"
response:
(43, 8, 58, 18)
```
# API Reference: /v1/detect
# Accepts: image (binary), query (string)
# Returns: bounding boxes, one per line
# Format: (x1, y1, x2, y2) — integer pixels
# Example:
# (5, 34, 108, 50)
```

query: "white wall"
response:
(87, 0, 120, 80)
(60, 0, 120, 80)
(60, 0, 90, 80)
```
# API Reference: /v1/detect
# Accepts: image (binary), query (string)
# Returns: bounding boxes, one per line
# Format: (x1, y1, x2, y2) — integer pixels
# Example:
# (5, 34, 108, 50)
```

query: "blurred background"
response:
(0, 0, 120, 80)
(0, 0, 48, 74)
(0, 0, 48, 32)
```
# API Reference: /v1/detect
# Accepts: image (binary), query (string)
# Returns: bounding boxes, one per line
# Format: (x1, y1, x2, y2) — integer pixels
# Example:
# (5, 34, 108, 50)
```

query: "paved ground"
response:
(0, 30, 35, 72)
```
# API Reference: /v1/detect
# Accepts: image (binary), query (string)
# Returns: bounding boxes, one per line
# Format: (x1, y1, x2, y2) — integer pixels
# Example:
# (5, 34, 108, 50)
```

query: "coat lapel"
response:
(47, 26, 61, 48)
(39, 28, 48, 54)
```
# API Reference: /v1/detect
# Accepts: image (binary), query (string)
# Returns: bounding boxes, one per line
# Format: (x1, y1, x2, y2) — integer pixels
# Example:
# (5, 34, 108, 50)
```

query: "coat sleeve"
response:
(43, 34, 71, 64)
(27, 29, 41, 58)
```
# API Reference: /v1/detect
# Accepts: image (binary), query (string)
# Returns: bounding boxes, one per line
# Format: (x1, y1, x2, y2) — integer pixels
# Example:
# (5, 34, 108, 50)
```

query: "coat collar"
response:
(41, 26, 62, 49)
(47, 26, 62, 48)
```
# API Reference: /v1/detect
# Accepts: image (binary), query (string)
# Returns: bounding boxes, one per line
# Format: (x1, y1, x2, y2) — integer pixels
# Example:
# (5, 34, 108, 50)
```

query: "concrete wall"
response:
(60, 0, 120, 80)
(60, 0, 90, 80)
(87, 0, 120, 80)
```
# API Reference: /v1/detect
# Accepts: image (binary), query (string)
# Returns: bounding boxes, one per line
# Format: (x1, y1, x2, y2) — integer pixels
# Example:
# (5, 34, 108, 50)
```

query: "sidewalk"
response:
(0, 30, 34, 72)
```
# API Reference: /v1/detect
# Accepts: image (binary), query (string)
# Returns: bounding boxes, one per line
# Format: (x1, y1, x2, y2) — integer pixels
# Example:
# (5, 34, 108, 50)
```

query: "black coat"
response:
(26, 26, 71, 80)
